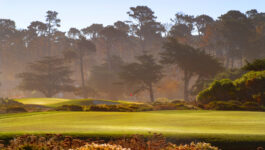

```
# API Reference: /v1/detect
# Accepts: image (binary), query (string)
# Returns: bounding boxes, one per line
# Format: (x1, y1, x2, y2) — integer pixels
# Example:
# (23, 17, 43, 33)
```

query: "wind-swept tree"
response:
(100, 26, 127, 70)
(45, 10, 61, 56)
(17, 57, 74, 97)
(64, 36, 96, 98)
(169, 13, 194, 44)
(218, 10, 254, 68)
(243, 58, 265, 71)
(88, 55, 126, 99)
(194, 15, 214, 36)
(120, 54, 163, 102)
(161, 38, 223, 101)
(127, 6, 165, 52)
(82, 24, 104, 39)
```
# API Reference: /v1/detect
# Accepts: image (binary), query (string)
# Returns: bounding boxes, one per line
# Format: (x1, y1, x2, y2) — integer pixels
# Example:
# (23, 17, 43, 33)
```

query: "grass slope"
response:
(14, 98, 139, 107)
(0, 111, 265, 140)
(14, 98, 70, 106)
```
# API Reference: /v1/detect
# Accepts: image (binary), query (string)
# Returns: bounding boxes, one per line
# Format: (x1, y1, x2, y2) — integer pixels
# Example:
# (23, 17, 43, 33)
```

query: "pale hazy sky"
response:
(0, 0, 264, 31)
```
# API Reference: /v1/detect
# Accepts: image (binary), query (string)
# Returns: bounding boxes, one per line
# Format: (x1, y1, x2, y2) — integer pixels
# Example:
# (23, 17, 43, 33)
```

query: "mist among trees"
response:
(0, 6, 265, 101)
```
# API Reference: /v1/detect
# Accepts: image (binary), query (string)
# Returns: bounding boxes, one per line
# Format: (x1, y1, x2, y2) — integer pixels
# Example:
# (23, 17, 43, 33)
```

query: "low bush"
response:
(241, 101, 264, 111)
(205, 100, 264, 111)
(197, 79, 237, 104)
(197, 71, 265, 110)
(235, 71, 265, 103)
(87, 104, 153, 112)
(56, 105, 83, 111)
(205, 101, 242, 110)
(153, 101, 198, 111)
(6, 106, 27, 113)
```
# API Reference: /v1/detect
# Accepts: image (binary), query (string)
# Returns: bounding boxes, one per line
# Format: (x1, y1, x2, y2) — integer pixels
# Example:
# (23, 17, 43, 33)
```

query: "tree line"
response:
(0, 6, 265, 101)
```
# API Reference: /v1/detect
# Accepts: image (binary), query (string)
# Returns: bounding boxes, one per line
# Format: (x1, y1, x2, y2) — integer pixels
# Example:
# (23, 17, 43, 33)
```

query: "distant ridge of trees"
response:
(1, 7, 265, 100)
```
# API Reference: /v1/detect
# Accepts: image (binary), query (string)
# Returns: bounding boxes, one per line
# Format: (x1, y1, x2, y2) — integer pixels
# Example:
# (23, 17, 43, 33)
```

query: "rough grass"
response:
(14, 98, 140, 107)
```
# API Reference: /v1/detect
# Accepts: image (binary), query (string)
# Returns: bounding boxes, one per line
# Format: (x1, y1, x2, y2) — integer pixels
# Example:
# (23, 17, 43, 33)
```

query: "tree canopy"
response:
(17, 57, 74, 97)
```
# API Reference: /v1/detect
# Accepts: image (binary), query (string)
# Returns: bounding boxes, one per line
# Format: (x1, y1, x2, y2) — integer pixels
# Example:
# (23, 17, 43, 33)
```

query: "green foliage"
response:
(120, 54, 163, 102)
(241, 101, 264, 111)
(206, 100, 264, 111)
(243, 58, 265, 71)
(198, 70, 265, 106)
(152, 101, 198, 110)
(6, 106, 27, 113)
(205, 100, 242, 110)
(87, 104, 153, 112)
(161, 38, 223, 100)
(215, 69, 245, 80)
(235, 71, 265, 103)
(0, 98, 26, 113)
(17, 57, 74, 97)
(197, 79, 237, 104)
(55, 105, 83, 111)
(88, 56, 127, 99)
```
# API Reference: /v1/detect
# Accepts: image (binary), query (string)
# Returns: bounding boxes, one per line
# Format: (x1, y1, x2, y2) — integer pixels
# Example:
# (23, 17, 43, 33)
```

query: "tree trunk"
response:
(149, 83, 155, 102)
(231, 57, 234, 69)
(79, 55, 86, 98)
(183, 69, 190, 101)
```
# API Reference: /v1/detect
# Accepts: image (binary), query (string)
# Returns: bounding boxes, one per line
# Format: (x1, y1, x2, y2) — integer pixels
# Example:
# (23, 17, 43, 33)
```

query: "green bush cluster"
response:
(86, 104, 153, 112)
(197, 79, 237, 104)
(0, 98, 28, 113)
(205, 100, 264, 111)
(197, 71, 265, 106)
(6, 106, 27, 113)
(54, 101, 198, 112)
(235, 71, 265, 104)
(55, 105, 83, 111)
(152, 101, 198, 110)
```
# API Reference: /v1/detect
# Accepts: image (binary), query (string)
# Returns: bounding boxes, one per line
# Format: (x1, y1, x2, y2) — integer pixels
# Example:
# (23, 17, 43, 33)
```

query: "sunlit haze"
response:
(0, 0, 264, 31)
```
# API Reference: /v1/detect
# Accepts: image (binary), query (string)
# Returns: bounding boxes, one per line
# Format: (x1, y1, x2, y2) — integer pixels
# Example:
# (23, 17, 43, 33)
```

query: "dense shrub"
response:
(241, 101, 264, 111)
(235, 71, 265, 104)
(205, 101, 242, 110)
(242, 58, 265, 71)
(0, 98, 24, 108)
(6, 106, 27, 113)
(197, 71, 265, 108)
(152, 102, 197, 110)
(87, 104, 153, 112)
(197, 79, 237, 104)
(56, 105, 83, 111)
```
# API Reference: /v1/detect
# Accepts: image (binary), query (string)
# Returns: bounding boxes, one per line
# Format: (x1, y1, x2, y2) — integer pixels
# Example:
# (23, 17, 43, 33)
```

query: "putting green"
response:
(14, 98, 139, 107)
(14, 98, 71, 105)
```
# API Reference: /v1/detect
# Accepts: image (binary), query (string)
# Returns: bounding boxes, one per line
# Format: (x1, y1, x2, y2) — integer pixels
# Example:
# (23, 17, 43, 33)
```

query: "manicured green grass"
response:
(14, 98, 71, 106)
(14, 98, 139, 107)
(0, 110, 265, 141)
(1, 110, 265, 149)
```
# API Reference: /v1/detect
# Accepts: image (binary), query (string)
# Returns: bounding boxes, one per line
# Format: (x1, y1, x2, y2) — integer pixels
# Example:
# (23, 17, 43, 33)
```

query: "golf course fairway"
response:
(0, 110, 265, 149)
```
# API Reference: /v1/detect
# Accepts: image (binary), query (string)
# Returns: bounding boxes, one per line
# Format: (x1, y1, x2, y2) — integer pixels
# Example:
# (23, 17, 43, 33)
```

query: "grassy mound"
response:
(14, 98, 139, 107)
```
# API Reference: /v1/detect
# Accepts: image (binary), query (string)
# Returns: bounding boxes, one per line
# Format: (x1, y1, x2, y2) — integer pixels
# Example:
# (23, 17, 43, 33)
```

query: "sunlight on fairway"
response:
(14, 98, 71, 105)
